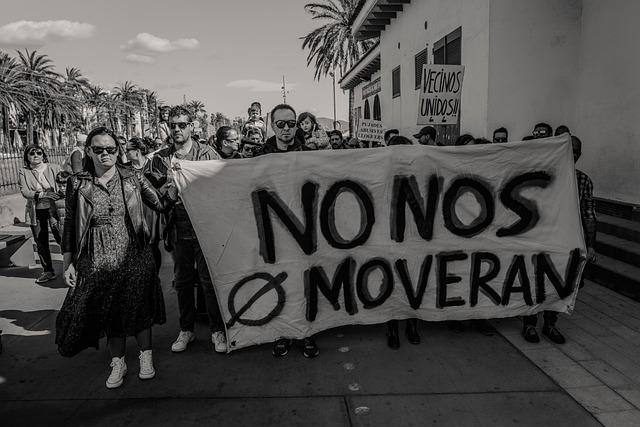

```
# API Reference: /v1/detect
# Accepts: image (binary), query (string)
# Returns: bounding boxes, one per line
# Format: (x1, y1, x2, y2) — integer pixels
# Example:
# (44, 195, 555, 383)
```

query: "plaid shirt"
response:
(576, 169, 596, 248)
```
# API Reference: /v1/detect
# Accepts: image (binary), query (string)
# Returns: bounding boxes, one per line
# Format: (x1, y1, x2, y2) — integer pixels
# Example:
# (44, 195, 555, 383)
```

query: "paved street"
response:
(1, 249, 638, 426)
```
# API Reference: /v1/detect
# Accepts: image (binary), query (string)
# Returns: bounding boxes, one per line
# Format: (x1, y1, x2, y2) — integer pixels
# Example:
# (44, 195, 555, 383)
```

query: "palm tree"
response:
(187, 100, 206, 117)
(16, 49, 62, 145)
(85, 84, 108, 128)
(301, 0, 377, 80)
(113, 81, 141, 138)
(0, 51, 36, 147)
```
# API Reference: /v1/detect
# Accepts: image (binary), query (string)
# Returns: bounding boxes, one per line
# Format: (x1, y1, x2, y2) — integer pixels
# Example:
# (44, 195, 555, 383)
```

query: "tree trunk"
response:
(27, 113, 34, 145)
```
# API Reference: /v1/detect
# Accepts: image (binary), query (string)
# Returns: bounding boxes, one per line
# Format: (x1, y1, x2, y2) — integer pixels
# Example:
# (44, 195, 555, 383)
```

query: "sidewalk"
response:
(0, 253, 629, 426)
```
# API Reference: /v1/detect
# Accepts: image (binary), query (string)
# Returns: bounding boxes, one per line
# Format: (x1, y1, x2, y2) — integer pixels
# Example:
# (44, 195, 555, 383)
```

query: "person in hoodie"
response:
(215, 126, 243, 159)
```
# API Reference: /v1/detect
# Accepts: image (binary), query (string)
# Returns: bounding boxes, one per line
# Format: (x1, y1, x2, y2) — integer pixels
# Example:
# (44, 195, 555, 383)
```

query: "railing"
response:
(0, 146, 71, 195)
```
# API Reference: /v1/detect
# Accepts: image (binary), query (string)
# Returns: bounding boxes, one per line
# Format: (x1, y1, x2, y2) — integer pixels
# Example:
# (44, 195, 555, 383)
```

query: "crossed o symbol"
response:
(226, 272, 287, 328)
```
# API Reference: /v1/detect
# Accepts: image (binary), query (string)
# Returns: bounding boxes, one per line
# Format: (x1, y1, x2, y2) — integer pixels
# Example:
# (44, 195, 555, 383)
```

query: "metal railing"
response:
(0, 146, 71, 195)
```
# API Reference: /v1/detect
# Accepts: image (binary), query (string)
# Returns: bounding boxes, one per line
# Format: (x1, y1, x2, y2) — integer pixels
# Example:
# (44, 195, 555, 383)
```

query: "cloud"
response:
(122, 32, 199, 54)
(226, 79, 298, 92)
(124, 53, 155, 64)
(0, 20, 94, 47)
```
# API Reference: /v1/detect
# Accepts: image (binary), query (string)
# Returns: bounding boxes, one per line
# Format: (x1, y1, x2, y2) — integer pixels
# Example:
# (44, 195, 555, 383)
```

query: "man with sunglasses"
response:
(259, 104, 304, 155)
(254, 104, 319, 358)
(147, 106, 227, 354)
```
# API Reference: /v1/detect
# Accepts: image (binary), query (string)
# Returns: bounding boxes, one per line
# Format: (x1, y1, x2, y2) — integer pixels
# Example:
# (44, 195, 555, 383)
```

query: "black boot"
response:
(406, 319, 420, 344)
(386, 320, 400, 349)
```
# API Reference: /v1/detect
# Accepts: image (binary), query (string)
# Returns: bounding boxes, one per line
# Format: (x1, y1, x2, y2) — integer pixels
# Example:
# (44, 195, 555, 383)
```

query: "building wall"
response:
(487, 0, 582, 141)
(378, 0, 491, 141)
(351, 70, 381, 131)
(574, 0, 640, 204)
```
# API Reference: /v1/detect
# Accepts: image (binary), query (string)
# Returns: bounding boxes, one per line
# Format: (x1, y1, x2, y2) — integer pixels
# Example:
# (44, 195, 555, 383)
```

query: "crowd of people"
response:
(16, 100, 596, 390)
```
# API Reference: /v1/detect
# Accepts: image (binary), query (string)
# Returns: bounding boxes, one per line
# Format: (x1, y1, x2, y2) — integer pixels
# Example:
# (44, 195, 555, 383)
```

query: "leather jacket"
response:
(61, 164, 170, 261)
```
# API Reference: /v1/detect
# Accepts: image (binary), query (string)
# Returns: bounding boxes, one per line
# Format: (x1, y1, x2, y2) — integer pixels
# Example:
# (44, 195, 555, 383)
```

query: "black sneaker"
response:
(522, 325, 540, 343)
(406, 320, 421, 345)
(272, 338, 292, 357)
(542, 325, 566, 344)
(302, 337, 319, 358)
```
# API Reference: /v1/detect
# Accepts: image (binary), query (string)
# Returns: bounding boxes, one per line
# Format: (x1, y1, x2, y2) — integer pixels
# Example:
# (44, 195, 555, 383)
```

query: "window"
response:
(392, 66, 401, 98)
(433, 27, 461, 65)
(364, 99, 371, 119)
(373, 95, 381, 121)
(415, 47, 428, 89)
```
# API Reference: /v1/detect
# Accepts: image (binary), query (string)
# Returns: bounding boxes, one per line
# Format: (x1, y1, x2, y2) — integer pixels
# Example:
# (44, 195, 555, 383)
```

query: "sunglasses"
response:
(170, 122, 190, 130)
(274, 120, 297, 129)
(90, 146, 119, 155)
(28, 150, 43, 156)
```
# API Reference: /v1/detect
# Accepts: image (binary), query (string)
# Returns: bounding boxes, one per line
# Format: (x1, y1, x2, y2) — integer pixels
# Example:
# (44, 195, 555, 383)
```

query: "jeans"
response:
(172, 236, 223, 332)
(523, 311, 558, 327)
(31, 208, 61, 273)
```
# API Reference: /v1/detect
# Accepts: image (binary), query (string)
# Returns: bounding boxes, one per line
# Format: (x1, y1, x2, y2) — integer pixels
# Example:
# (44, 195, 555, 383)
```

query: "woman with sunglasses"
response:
(19, 144, 63, 284)
(56, 127, 176, 389)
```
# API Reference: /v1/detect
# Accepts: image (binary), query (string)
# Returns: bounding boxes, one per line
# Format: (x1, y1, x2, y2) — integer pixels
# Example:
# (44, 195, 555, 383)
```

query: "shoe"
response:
(106, 356, 127, 389)
(212, 331, 227, 353)
(387, 321, 400, 349)
(542, 324, 566, 344)
(406, 320, 421, 345)
(272, 338, 292, 357)
(522, 325, 540, 343)
(475, 319, 495, 336)
(171, 331, 195, 353)
(35, 271, 56, 284)
(138, 350, 155, 380)
(302, 337, 319, 358)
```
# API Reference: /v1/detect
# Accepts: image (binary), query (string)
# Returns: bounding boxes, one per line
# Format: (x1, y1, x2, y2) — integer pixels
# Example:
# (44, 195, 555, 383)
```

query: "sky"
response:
(0, 0, 349, 121)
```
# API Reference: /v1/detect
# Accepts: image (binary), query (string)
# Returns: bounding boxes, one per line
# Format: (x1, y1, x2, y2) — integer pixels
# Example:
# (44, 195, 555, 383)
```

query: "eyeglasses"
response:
(274, 120, 296, 129)
(170, 122, 189, 130)
(90, 146, 119, 155)
(28, 150, 43, 156)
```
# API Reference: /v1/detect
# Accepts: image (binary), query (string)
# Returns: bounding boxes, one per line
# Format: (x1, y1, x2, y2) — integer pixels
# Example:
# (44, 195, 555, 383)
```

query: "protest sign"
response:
(417, 64, 465, 126)
(356, 120, 386, 144)
(174, 134, 585, 352)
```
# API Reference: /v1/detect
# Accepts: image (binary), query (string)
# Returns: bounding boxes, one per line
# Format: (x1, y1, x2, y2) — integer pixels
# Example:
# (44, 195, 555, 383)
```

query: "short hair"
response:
(387, 135, 412, 146)
(493, 127, 508, 136)
(215, 126, 235, 150)
(384, 129, 399, 142)
(169, 105, 193, 122)
(474, 138, 492, 145)
(424, 126, 437, 140)
(23, 144, 49, 168)
(522, 135, 535, 141)
(128, 136, 148, 155)
(246, 128, 263, 139)
(270, 103, 297, 123)
(455, 134, 475, 146)
(250, 101, 262, 112)
(555, 125, 570, 136)
(533, 122, 552, 136)
(328, 130, 343, 141)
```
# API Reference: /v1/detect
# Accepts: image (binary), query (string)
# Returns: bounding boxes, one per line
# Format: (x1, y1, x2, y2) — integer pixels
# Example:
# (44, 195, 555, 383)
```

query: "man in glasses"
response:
(147, 106, 227, 354)
(254, 104, 319, 359)
(259, 104, 303, 155)
(492, 127, 509, 143)
(532, 122, 553, 139)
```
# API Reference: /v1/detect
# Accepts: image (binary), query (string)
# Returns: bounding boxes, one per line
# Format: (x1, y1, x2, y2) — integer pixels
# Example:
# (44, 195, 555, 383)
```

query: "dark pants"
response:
(173, 237, 223, 333)
(523, 311, 558, 327)
(31, 208, 61, 273)
(150, 243, 162, 274)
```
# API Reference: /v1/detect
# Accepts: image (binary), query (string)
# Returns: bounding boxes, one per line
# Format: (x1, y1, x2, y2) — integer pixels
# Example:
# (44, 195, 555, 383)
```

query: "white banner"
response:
(175, 135, 586, 351)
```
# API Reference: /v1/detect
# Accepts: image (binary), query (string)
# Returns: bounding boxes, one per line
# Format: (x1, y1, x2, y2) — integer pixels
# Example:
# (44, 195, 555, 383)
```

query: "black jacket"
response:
(258, 135, 303, 155)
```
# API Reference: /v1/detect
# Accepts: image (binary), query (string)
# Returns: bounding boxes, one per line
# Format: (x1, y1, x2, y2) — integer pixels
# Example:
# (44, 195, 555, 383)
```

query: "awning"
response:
(338, 42, 381, 90)
(352, 0, 410, 41)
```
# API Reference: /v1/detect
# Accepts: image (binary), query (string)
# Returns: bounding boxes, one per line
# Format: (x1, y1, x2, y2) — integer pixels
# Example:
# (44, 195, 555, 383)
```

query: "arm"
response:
(18, 168, 39, 200)
(137, 170, 176, 212)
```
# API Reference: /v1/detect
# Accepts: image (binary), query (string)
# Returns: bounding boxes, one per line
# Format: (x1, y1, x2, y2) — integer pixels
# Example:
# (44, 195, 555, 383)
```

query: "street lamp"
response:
(329, 71, 337, 130)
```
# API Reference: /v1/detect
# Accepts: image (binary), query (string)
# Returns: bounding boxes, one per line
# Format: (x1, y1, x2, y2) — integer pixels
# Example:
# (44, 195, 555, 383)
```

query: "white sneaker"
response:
(138, 350, 155, 380)
(212, 331, 227, 353)
(171, 331, 195, 353)
(106, 356, 127, 389)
